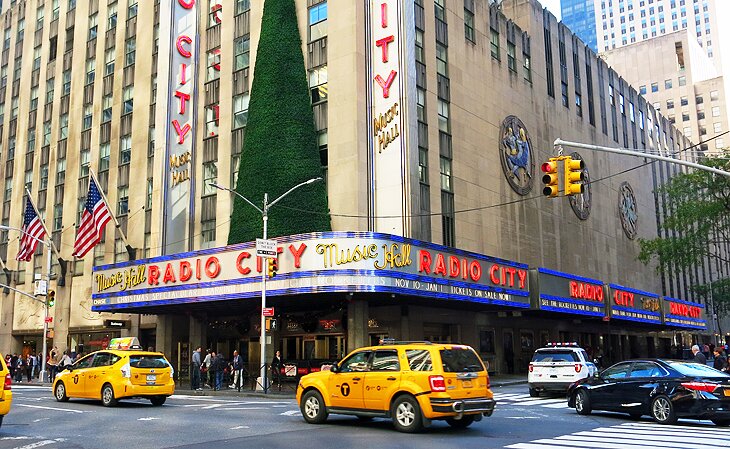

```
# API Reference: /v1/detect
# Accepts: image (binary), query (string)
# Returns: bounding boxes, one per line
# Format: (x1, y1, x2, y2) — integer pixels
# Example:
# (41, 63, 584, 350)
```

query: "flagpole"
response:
(88, 169, 133, 251)
(24, 188, 61, 261)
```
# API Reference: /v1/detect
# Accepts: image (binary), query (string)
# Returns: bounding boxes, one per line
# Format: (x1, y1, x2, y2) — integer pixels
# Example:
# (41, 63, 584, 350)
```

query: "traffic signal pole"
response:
(554, 139, 730, 178)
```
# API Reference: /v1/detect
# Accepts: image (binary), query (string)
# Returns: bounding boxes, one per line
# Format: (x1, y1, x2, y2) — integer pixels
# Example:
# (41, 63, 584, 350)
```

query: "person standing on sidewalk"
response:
(191, 347, 202, 391)
(213, 352, 225, 391)
(271, 350, 283, 390)
(692, 345, 707, 365)
(202, 349, 212, 388)
(230, 350, 243, 390)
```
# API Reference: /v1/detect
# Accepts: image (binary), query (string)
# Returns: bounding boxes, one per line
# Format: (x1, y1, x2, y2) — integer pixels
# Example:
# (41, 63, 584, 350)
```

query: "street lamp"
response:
(0, 225, 52, 383)
(211, 177, 322, 392)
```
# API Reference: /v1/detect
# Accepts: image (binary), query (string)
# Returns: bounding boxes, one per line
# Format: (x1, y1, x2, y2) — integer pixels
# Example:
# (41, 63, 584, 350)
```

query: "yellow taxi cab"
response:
(52, 337, 175, 407)
(296, 340, 495, 433)
(0, 354, 12, 427)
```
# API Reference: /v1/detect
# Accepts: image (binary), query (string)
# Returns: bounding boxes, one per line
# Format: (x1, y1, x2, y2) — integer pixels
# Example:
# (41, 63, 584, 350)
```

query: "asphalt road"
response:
(0, 383, 727, 449)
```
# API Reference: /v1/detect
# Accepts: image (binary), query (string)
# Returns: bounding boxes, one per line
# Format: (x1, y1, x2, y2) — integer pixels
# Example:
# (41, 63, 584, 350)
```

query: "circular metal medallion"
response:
(499, 116, 535, 196)
(618, 181, 638, 239)
(568, 152, 591, 220)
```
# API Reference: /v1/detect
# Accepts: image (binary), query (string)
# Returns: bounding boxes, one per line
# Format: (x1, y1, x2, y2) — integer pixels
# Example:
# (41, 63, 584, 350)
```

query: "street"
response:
(0, 383, 727, 449)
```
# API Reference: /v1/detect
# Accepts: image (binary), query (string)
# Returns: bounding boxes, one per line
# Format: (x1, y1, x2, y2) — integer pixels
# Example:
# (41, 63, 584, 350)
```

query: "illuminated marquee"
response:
(662, 297, 706, 329)
(607, 284, 662, 324)
(534, 268, 606, 317)
(91, 232, 530, 311)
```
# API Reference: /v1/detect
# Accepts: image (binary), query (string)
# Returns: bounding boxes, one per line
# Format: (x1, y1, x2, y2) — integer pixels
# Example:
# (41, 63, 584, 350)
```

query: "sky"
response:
(541, 0, 562, 20)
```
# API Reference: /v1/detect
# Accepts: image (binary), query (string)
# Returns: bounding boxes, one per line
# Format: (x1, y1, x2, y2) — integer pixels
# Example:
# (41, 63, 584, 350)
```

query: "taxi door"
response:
(85, 352, 117, 399)
(363, 349, 401, 412)
(327, 350, 370, 410)
(65, 354, 95, 398)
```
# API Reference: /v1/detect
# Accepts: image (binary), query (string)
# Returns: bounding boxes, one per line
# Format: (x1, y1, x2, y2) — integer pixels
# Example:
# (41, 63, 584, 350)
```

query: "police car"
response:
(527, 343, 597, 397)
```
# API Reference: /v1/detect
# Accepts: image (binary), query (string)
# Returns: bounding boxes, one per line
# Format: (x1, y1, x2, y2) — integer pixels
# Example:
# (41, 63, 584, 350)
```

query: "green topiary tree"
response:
(228, 0, 331, 244)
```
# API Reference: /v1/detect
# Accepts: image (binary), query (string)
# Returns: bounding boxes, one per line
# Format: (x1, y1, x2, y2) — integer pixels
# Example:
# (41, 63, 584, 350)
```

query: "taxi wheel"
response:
(391, 395, 423, 433)
(150, 396, 166, 406)
(300, 390, 328, 424)
(446, 415, 475, 429)
(101, 384, 118, 407)
(650, 395, 677, 425)
(574, 390, 592, 415)
(54, 382, 69, 402)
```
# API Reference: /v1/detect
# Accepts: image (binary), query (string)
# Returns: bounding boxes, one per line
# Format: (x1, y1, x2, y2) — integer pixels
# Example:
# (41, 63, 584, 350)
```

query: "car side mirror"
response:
(330, 363, 339, 374)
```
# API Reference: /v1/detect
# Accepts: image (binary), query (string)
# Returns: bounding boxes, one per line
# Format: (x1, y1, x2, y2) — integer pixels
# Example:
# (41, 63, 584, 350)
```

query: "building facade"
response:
(0, 0, 722, 376)
(560, 0, 598, 52)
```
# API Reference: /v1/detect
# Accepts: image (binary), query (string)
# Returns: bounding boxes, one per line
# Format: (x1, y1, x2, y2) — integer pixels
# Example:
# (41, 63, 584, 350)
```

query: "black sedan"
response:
(567, 359, 730, 426)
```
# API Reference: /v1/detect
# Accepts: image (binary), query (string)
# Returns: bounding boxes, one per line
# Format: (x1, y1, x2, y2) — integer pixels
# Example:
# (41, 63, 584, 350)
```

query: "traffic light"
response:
(541, 160, 560, 197)
(564, 156, 585, 196)
(47, 289, 56, 307)
(266, 258, 278, 278)
(265, 318, 278, 331)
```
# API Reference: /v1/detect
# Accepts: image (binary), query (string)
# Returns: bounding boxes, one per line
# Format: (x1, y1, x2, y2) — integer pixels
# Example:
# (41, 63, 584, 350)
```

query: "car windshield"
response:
(128, 355, 169, 369)
(668, 361, 730, 378)
(532, 350, 578, 362)
(439, 348, 484, 373)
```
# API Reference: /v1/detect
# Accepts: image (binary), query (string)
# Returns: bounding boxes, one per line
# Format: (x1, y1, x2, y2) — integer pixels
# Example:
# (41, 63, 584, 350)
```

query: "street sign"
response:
(44, 317, 53, 323)
(256, 239, 278, 258)
(34, 280, 48, 296)
(263, 307, 275, 317)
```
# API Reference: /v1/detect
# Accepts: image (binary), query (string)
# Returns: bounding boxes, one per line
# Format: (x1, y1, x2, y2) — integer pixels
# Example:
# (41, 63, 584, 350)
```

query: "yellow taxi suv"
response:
(0, 354, 12, 427)
(53, 338, 175, 407)
(296, 340, 495, 433)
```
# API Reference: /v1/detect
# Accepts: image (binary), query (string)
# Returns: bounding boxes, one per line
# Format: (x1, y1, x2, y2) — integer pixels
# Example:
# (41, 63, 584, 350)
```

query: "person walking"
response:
(190, 347, 202, 391)
(692, 344, 707, 365)
(213, 352, 225, 391)
(202, 349, 212, 388)
(230, 350, 243, 390)
(271, 350, 283, 390)
(713, 348, 728, 372)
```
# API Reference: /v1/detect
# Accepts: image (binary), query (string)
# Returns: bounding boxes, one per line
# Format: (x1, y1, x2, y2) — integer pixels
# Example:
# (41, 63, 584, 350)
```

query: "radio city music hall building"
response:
(0, 0, 723, 376)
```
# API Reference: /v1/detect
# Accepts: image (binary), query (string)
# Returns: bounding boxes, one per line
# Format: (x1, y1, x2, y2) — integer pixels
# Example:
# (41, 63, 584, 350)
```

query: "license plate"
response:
(462, 380, 472, 388)
(146, 374, 157, 384)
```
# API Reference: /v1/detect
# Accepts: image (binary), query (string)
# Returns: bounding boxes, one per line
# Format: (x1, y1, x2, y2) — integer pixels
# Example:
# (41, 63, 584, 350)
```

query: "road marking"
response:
(220, 407, 266, 411)
(0, 437, 31, 441)
(15, 404, 84, 414)
(138, 417, 160, 421)
(13, 440, 58, 449)
(279, 410, 300, 416)
(502, 416, 540, 419)
(229, 426, 250, 430)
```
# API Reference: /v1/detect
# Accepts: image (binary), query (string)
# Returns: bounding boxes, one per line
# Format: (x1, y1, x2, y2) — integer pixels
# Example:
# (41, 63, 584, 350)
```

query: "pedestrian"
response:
(208, 351, 219, 390)
(14, 355, 24, 382)
(26, 353, 35, 382)
(202, 349, 212, 388)
(230, 350, 243, 389)
(215, 352, 226, 391)
(691, 344, 707, 365)
(271, 350, 283, 390)
(702, 343, 710, 360)
(190, 347, 202, 391)
(59, 350, 73, 370)
(713, 348, 728, 373)
(47, 347, 58, 383)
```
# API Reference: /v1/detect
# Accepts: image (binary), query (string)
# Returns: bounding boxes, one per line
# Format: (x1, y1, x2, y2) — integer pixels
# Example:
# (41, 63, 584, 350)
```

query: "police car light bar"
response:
(545, 342, 580, 347)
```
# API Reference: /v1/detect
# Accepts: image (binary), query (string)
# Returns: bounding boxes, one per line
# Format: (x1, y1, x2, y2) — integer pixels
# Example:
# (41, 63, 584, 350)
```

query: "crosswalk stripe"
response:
(542, 402, 569, 408)
(620, 422, 722, 432)
(513, 437, 666, 449)
(570, 430, 728, 448)
(555, 435, 698, 449)
(594, 425, 727, 440)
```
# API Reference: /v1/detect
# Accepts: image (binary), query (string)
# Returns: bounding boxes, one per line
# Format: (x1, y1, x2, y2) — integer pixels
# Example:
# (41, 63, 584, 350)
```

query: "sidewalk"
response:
(172, 373, 528, 399)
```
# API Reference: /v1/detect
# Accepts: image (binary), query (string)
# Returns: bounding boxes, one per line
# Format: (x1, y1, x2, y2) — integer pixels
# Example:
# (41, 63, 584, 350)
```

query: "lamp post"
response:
(211, 177, 322, 392)
(0, 225, 52, 383)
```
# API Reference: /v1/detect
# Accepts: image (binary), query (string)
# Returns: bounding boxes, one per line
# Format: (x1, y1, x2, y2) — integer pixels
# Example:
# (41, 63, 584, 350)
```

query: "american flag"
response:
(72, 178, 112, 258)
(16, 197, 46, 262)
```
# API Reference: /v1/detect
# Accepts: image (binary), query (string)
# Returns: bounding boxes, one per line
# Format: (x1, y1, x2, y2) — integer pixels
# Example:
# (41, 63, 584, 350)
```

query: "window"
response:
(99, 142, 110, 171)
(697, 111, 705, 120)
(105, 48, 115, 76)
(639, 85, 646, 95)
(666, 99, 674, 109)
(203, 162, 217, 196)
(665, 78, 672, 89)
(405, 349, 432, 371)
(437, 99, 449, 133)
(711, 106, 720, 117)
(233, 93, 250, 129)
(27, 128, 36, 153)
(418, 146, 428, 183)
(201, 220, 216, 248)
(56, 158, 66, 186)
(507, 42, 516, 72)
(125, 38, 136, 66)
(309, 66, 328, 104)
(234, 37, 250, 71)
(440, 156, 452, 191)
(710, 90, 719, 101)
(435, 0, 446, 21)
(523, 52, 532, 83)
(308, 2, 327, 42)
(209, 0, 222, 26)
(53, 204, 63, 231)
(36, 6, 45, 29)
(52, 0, 60, 20)
(682, 112, 690, 121)
(715, 138, 724, 149)
(107, 1, 118, 29)
(714, 122, 722, 133)
(82, 105, 92, 130)
(205, 105, 218, 136)
(86, 58, 96, 85)
(43, 121, 52, 145)
(39, 165, 49, 190)
(120, 135, 131, 164)
(629, 362, 666, 378)
(695, 95, 703, 104)
(339, 351, 371, 373)
(146, 178, 153, 209)
(46, 77, 55, 104)
(33, 46, 42, 70)
(62, 70, 71, 95)
(436, 42, 448, 77)
(122, 86, 133, 114)
(415, 29, 425, 64)
(651, 82, 658, 92)
(416, 87, 426, 122)
(207, 48, 221, 81)
(88, 13, 98, 40)
(236, 0, 250, 15)
(128, 2, 138, 19)
(608, 84, 615, 106)
(490, 28, 500, 60)
(80, 148, 90, 177)
(372, 350, 399, 371)
(117, 186, 129, 216)
(102, 94, 113, 122)
(602, 362, 632, 380)
(678, 75, 686, 86)
(464, 8, 475, 43)
(17, 19, 24, 41)
(680, 96, 688, 106)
